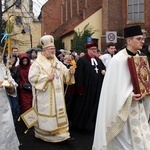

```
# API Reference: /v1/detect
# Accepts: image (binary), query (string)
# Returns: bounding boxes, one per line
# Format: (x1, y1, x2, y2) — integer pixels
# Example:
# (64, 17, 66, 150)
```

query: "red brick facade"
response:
(41, 0, 150, 51)
(41, 0, 102, 37)
(101, 0, 150, 50)
(40, 0, 62, 36)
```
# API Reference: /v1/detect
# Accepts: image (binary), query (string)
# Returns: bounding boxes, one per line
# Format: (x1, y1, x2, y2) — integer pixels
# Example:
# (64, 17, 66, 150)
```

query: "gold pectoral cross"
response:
(51, 62, 58, 73)
(51, 62, 60, 79)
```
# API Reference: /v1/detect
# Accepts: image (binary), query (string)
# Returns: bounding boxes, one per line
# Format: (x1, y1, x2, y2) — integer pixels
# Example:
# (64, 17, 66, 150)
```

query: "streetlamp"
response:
(21, 25, 32, 48)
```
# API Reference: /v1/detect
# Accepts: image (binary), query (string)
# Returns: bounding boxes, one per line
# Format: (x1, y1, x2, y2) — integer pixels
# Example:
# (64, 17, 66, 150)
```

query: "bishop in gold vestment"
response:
(28, 35, 75, 143)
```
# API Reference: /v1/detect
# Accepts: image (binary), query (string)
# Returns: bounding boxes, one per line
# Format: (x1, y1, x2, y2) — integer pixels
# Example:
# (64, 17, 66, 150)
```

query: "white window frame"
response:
(127, 0, 144, 23)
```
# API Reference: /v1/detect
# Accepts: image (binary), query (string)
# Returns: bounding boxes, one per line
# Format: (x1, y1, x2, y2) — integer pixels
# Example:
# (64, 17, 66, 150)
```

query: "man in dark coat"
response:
(71, 43, 105, 131)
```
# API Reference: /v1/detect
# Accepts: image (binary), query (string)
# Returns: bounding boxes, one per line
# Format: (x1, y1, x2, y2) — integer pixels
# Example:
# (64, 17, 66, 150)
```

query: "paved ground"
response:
(16, 120, 94, 150)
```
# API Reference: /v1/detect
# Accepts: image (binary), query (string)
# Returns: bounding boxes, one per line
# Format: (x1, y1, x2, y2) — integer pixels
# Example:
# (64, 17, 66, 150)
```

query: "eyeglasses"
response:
(135, 37, 145, 42)
(89, 48, 98, 51)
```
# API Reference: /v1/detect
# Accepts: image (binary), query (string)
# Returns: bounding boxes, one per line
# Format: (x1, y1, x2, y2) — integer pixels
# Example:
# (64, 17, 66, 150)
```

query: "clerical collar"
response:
(126, 48, 137, 56)
(85, 54, 99, 73)
(85, 53, 97, 60)
(107, 51, 113, 57)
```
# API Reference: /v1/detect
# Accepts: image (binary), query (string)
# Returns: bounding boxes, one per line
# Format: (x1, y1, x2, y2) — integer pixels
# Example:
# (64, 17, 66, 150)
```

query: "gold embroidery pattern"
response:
(38, 113, 56, 118)
(57, 121, 67, 127)
(21, 107, 38, 128)
(134, 56, 150, 94)
(33, 73, 40, 87)
(58, 116, 65, 119)
(58, 108, 65, 119)
(133, 129, 139, 134)
(106, 93, 133, 143)
(55, 86, 61, 93)
(35, 125, 68, 133)
(131, 110, 137, 116)
(59, 112, 64, 115)
(50, 82, 53, 116)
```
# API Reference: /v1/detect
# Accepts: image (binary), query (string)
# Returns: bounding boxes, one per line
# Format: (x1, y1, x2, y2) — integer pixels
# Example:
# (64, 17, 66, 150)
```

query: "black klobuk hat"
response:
(124, 25, 143, 38)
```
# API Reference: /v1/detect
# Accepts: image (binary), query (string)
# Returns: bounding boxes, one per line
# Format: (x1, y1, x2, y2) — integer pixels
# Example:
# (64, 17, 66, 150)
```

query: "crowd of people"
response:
(0, 25, 150, 150)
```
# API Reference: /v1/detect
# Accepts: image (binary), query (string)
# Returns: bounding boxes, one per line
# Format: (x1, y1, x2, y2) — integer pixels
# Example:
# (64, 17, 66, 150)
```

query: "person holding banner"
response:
(28, 35, 75, 143)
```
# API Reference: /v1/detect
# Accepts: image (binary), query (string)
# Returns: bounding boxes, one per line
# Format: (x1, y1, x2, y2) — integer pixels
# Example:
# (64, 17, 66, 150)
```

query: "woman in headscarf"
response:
(17, 53, 32, 114)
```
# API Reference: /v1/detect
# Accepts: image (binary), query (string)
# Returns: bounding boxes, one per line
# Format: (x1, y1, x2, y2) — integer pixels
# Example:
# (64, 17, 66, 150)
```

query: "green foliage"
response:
(37, 44, 42, 49)
(72, 23, 97, 54)
(54, 37, 64, 50)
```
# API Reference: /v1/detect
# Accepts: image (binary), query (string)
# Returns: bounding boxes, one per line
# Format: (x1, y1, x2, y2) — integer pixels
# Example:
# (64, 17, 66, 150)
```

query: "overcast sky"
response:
(32, 0, 48, 17)
(2, 0, 48, 18)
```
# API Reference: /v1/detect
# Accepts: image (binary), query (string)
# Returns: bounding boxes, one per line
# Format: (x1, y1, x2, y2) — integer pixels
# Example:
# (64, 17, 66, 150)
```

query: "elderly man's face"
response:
(87, 46, 98, 57)
(42, 46, 56, 59)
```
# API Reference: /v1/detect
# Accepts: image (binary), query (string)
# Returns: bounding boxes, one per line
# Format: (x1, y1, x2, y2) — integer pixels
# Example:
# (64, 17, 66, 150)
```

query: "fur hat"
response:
(86, 43, 98, 49)
(124, 25, 143, 38)
(40, 35, 55, 48)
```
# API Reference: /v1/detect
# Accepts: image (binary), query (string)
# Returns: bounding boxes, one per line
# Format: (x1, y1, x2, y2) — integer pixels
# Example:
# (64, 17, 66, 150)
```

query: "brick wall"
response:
(101, 0, 124, 51)
(41, 1, 62, 36)
(41, 0, 102, 38)
(122, 0, 150, 47)
(41, 0, 150, 50)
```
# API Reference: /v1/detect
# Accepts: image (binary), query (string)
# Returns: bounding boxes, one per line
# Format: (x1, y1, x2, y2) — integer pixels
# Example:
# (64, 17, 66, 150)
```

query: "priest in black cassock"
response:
(71, 42, 105, 131)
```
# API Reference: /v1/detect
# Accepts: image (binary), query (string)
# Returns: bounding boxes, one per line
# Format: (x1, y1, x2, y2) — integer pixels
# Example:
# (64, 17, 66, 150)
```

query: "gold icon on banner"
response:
(56, 86, 61, 93)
